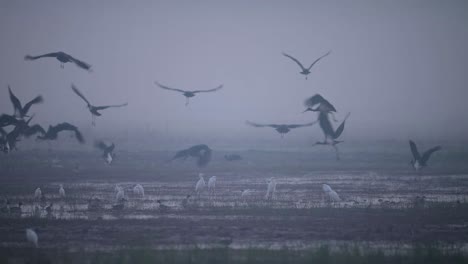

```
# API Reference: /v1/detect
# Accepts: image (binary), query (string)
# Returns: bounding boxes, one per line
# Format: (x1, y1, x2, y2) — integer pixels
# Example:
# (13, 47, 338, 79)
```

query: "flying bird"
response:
(282, 51, 331, 79)
(71, 84, 128, 126)
(36, 122, 85, 144)
(170, 144, 212, 167)
(94, 140, 115, 165)
(7, 86, 43, 119)
(155, 81, 223, 106)
(25, 51, 92, 72)
(409, 140, 441, 171)
(246, 121, 316, 138)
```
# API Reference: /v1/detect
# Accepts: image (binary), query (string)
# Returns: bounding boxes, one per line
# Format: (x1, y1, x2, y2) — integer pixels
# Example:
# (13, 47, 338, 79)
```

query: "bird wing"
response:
(0, 114, 19, 127)
(71, 84, 91, 105)
(67, 54, 92, 71)
(22, 124, 45, 138)
(192, 85, 223, 93)
(94, 103, 128, 111)
(24, 52, 60, 60)
(94, 140, 108, 151)
(50, 122, 85, 144)
(155, 82, 186, 93)
(421, 146, 441, 164)
(246, 121, 280, 128)
(282, 52, 306, 70)
(108, 143, 115, 152)
(286, 122, 317, 129)
(333, 112, 350, 139)
(8, 86, 23, 115)
(22, 95, 43, 116)
(409, 140, 421, 161)
(307, 51, 331, 70)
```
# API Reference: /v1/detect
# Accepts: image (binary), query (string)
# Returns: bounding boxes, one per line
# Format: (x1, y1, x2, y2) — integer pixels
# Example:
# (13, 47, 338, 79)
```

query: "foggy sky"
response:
(1, 0, 467, 146)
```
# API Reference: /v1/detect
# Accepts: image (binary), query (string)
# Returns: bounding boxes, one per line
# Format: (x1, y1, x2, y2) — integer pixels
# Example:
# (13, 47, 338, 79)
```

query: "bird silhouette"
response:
(25, 51, 92, 72)
(155, 81, 223, 106)
(8, 86, 43, 119)
(246, 120, 316, 138)
(94, 140, 116, 164)
(36, 122, 85, 144)
(171, 144, 212, 167)
(71, 84, 127, 126)
(409, 140, 441, 171)
(282, 51, 331, 79)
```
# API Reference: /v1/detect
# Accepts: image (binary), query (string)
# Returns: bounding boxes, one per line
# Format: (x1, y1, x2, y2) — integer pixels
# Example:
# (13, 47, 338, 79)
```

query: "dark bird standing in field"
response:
(8, 86, 43, 119)
(246, 121, 316, 138)
(155, 81, 223, 106)
(171, 144, 212, 167)
(409, 140, 441, 171)
(36, 123, 85, 144)
(24, 51, 92, 72)
(71, 84, 128, 126)
(95, 140, 116, 165)
(282, 51, 331, 80)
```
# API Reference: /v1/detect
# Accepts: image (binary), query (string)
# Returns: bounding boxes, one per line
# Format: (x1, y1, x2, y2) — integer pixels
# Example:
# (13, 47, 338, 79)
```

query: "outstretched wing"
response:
(409, 140, 421, 161)
(155, 82, 186, 93)
(196, 146, 212, 167)
(192, 85, 223, 93)
(286, 122, 317, 129)
(307, 51, 331, 70)
(333, 112, 351, 139)
(421, 146, 441, 164)
(22, 95, 43, 116)
(0, 114, 19, 127)
(50, 122, 85, 144)
(22, 124, 45, 138)
(94, 103, 128, 111)
(67, 54, 92, 71)
(246, 121, 280, 128)
(8, 86, 22, 115)
(71, 84, 91, 105)
(282, 52, 306, 71)
(24, 52, 60, 60)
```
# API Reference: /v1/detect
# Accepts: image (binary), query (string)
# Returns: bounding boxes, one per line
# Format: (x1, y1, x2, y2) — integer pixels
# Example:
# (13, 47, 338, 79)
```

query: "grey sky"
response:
(0, 0, 467, 145)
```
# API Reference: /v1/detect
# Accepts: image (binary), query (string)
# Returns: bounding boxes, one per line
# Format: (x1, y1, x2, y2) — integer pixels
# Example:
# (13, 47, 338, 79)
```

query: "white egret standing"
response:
(26, 228, 38, 247)
(133, 184, 145, 197)
(116, 188, 125, 202)
(322, 184, 341, 202)
(195, 173, 206, 198)
(34, 188, 42, 200)
(208, 176, 217, 196)
(59, 184, 66, 198)
(265, 178, 277, 200)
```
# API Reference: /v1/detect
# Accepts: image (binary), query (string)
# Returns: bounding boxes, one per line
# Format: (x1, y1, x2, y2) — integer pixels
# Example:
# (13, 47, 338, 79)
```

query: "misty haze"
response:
(1, 1, 468, 263)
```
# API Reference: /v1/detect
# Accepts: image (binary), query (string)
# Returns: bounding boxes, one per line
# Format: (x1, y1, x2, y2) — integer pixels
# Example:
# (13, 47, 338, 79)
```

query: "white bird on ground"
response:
(241, 189, 251, 198)
(133, 184, 145, 197)
(34, 188, 42, 199)
(59, 184, 66, 198)
(265, 177, 277, 200)
(322, 184, 341, 202)
(207, 176, 217, 194)
(26, 228, 38, 248)
(114, 184, 123, 193)
(195, 173, 206, 197)
(116, 188, 125, 202)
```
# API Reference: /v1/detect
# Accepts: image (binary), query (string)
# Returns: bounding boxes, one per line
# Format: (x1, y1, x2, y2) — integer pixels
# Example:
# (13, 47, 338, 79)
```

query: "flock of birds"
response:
(1, 50, 444, 248)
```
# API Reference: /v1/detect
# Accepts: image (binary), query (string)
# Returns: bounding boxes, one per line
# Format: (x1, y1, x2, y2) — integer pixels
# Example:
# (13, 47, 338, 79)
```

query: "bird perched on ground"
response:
(94, 140, 115, 165)
(170, 144, 212, 167)
(265, 178, 277, 200)
(155, 81, 223, 106)
(25, 228, 38, 248)
(282, 51, 331, 79)
(322, 184, 341, 202)
(25, 51, 92, 72)
(71, 84, 128, 126)
(35, 122, 85, 144)
(246, 121, 316, 138)
(224, 154, 242, 161)
(133, 184, 145, 197)
(195, 173, 206, 197)
(116, 188, 126, 203)
(208, 176, 217, 195)
(409, 140, 441, 171)
(34, 188, 42, 200)
(59, 184, 66, 198)
(8, 86, 43, 119)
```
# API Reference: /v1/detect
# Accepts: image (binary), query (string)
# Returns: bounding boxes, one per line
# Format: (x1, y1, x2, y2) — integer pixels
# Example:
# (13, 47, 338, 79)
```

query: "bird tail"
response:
(24, 55, 36, 61)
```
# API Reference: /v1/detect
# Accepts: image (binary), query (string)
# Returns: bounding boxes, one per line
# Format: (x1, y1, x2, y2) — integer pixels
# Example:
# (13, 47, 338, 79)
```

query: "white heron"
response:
(133, 184, 145, 197)
(59, 184, 66, 198)
(26, 228, 38, 248)
(114, 184, 123, 193)
(322, 184, 341, 202)
(116, 188, 125, 202)
(34, 188, 42, 199)
(265, 178, 277, 200)
(195, 173, 206, 197)
(208, 176, 217, 194)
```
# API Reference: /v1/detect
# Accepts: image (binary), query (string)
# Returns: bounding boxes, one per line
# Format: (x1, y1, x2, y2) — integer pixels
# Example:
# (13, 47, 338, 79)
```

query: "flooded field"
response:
(1, 144, 468, 263)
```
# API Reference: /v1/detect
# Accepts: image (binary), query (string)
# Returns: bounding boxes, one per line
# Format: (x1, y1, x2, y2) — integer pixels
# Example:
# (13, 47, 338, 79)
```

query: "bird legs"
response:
(91, 115, 96, 126)
(185, 97, 190, 106)
(60, 63, 64, 69)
